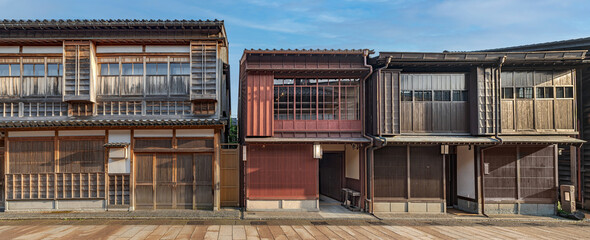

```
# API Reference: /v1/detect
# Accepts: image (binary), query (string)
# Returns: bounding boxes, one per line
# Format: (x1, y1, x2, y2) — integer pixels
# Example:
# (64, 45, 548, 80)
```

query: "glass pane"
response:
(0, 64, 8, 76)
(401, 90, 413, 101)
(556, 87, 564, 98)
(122, 63, 133, 75)
(109, 63, 119, 76)
(146, 63, 158, 75)
(48, 64, 59, 76)
(540, 87, 545, 98)
(10, 64, 20, 76)
(545, 87, 554, 98)
(34, 64, 44, 76)
(422, 91, 432, 101)
(170, 63, 181, 75)
(157, 63, 168, 75)
(516, 87, 533, 99)
(414, 91, 422, 101)
(181, 63, 190, 75)
(133, 63, 143, 75)
(565, 87, 573, 98)
(502, 88, 513, 99)
(434, 90, 450, 101)
(23, 64, 34, 76)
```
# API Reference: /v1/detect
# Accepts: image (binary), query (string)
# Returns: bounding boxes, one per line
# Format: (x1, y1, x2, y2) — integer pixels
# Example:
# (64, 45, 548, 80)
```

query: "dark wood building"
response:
(483, 39, 590, 210)
(365, 51, 585, 215)
(0, 19, 235, 211)
(239, 49, 372, 211)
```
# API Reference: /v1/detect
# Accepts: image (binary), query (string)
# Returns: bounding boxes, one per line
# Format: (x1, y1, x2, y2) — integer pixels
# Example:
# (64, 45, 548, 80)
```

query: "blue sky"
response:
(2, 0, 590, 117)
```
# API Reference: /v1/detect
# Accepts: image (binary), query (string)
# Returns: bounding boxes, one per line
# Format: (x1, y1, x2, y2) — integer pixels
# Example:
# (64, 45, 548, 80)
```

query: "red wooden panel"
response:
(246, 73, 274, 137)
(247, 144, 317, 199)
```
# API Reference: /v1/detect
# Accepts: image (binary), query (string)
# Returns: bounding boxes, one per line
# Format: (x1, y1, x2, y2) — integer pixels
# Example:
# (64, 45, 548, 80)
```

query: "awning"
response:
(382, 135, 585, 145)
(499, 136, 585, 145)
(384, 136, 499, 145)
(245, 137, 370, 144)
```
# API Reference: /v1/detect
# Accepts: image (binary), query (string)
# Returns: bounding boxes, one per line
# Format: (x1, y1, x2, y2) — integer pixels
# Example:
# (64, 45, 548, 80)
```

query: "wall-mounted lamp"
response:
(313, 143, 323, 159)
(441, 144, 449, 155)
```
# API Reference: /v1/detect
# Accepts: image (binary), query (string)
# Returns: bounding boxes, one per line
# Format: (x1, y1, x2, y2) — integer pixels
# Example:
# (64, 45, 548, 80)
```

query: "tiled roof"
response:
(244, 49, 373, 55)
(481, 36, 590, 52)
(0, 19, 224, 30)
(0, 119, 226, 128)
(377, 50, 587, 62)
(103, 142, 130, 148)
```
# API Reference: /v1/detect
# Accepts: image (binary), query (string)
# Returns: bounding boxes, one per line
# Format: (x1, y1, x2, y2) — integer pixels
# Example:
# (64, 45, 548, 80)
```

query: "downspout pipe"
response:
(362, 55, 390, 213)
(360, 49, 374, 212)
(480, 56, 507, 217)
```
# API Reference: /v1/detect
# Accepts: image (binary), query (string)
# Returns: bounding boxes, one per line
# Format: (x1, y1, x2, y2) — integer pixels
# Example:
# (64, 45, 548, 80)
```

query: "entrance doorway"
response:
(135, 153, 213, 209)
(319, 152, 344, 201)
(445, 153, 457, 207)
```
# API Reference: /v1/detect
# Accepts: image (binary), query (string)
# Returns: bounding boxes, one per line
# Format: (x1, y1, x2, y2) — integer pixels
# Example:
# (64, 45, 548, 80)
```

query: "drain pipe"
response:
(362, 55, 390, 213)
(480, 56, 507, 217)
(360, 49, 374, 212)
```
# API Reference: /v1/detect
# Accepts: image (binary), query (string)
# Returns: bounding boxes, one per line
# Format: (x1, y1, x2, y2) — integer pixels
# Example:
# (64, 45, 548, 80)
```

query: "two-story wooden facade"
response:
(239, 49, 372, 211)
(365, 51, 586, 215)
(0, 20, 231, 211)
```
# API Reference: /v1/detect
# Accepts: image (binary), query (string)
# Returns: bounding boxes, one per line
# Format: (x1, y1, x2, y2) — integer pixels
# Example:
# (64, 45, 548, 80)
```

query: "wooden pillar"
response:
(213, 129, 221, 211)
(130, 129, 135, 210)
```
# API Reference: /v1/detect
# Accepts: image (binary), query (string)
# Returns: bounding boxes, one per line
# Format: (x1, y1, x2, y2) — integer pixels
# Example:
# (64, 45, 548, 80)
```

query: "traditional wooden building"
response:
(0, 19, 232, 211)
(482, 39, 590, 210)
(365, 51, 586, 215)
(239, 49, 372, 211)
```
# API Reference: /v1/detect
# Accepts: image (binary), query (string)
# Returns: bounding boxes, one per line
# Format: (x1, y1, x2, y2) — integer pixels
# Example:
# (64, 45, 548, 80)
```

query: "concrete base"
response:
(456, 198, 478, 213)
(246, 199, 319, 211)
(484, 203, 555, 216)
(373, 201, 444, 213)
(6, 200, 106, 212)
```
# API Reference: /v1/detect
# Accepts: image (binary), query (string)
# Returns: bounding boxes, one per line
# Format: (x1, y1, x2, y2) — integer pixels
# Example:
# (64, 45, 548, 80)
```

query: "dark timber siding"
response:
(484, 145, 556, 202)
(374, 145, 443, 200)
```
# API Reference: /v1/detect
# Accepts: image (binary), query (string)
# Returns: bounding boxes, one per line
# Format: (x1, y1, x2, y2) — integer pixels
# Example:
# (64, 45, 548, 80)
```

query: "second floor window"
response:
(122, 63, 143, 76)
(0, 64, 20, 77)
(274, 78, 360, 120)
(23, 64, 44, 77)
(100, 63, 119, 76)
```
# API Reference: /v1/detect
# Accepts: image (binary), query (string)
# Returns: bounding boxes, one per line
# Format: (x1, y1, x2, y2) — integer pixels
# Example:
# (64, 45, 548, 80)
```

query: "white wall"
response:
(108, 130, 131, 174)
(22, 46, 62, 54)
(457, 146, 476, 199)
(345, 145, 360, 180)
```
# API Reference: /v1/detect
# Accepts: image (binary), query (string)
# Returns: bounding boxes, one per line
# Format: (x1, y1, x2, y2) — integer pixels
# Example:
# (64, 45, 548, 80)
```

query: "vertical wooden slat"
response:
(152, 153, 156, 209)
(192, 153, 196, 209)
(213, 130, 220, 211)
(115, 174, 118, 204)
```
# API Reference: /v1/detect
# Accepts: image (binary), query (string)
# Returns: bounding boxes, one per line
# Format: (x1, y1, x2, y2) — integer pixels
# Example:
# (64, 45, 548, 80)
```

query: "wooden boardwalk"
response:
(0, 220, 587, 239)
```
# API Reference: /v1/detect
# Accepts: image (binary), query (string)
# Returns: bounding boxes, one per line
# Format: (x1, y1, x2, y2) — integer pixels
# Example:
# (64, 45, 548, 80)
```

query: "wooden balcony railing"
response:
(5, 173, 106, 200)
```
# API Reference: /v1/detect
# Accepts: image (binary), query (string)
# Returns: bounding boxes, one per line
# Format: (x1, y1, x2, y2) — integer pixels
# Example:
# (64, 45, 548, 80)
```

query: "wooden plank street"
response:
(0, 219, 587, 239)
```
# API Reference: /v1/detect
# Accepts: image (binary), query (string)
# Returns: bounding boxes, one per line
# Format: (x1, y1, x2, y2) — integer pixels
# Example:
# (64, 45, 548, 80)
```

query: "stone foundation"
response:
(373, 202, 444, 213)
(484, 203, 555, 216)
(456, 198, 478, 213)
(6, 200, 106, 212)
(246, 199, 319, 211)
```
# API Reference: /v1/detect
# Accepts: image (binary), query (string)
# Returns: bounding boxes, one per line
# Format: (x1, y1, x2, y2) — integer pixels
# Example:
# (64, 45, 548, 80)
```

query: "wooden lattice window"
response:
(193, 100, 216, 115)
(68, 102, 94, 117)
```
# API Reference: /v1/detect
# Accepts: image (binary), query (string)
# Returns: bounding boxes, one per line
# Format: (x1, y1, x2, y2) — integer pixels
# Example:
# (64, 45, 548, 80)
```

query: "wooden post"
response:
(214, 129, 220, 211)
(130, 129, 135, 209)
(442, 152, 446, 213)
(406, 145, 411, 199)
(172, 129, 177, 209)
(193, 153, 196, 210)
(54, 130, 58, 200)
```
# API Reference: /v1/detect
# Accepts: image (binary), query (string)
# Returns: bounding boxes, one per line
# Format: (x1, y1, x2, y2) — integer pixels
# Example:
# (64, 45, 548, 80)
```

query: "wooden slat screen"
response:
(108, 174, 130, 206)
(374, 146, 407, 198)
(246, 73, 273, 136)
(220, 144, 239, 207)
(520, 146, 555, 200)
(6, 173, 105, 200)
(9, 140, 54, 173)
(484, 146, 518, 199)
(134, 138, 173, 149)
(59, 139, 104, 173)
